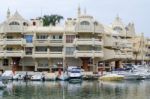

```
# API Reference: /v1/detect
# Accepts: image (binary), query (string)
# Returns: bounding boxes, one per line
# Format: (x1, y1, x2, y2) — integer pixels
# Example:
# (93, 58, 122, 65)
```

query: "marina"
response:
(0, 0, 150, 99)
(0, 80, 150, 99)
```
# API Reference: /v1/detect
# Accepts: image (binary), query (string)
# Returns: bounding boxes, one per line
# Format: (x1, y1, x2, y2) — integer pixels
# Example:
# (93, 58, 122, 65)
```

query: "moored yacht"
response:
(67, 66, 82, 82)
(99, 74, 124, 81)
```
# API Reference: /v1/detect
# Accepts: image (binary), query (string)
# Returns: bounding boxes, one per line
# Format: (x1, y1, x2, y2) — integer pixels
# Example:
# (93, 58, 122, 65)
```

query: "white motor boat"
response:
(117, 69, 145, 80)
(0, 81, 6, 89)
(31, 74, 42, 81)
(1, 71, 14, 80)
(67, 66, 82, 81)
(13, 73, 25, 80)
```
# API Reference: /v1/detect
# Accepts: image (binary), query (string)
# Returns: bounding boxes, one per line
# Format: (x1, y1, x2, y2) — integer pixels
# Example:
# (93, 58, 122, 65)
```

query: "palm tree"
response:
(42, 14, 64, 26)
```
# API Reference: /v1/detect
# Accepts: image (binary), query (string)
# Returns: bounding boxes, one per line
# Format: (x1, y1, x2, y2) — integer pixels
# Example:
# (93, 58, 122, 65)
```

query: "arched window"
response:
(9, 21, 20, 25)
(80, 21, 90, 25)
(23, 22, 28, 26)
(113, 27, 123, 33)
(33, 22, 36, 26)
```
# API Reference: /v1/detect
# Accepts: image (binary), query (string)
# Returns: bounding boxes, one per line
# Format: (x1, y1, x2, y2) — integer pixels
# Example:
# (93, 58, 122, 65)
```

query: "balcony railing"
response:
(0, 38, 26, 45)
(75, 24, 103, 33)
(74, 50, 103, 58)
(0, 51, 5, 57)
(4, 38, 26, 45)
(33, 51, 63, 58)
(3, 25, 27, 33)
(73, 38, 103, 46)
(114, 52, 133, 59)
(49, 39, 63, 46)
(0, 50, 24, 57)
(34, 39, 49, 45)
(34, 39, 63, 46)
(76, 25, 93, 32)
(49, 52, 63, 58)
(34, 51, 49, 58)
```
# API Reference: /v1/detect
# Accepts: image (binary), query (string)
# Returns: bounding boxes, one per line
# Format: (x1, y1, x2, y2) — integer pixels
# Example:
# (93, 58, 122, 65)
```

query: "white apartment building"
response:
(0, 8, 149, 72)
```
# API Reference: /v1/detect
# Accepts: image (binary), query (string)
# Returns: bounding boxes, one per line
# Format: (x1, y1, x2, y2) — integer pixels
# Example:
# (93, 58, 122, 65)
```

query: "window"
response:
(9, 21, 20, 25)
(36, 47, 47, 52)
(7, 36, 13, 39)
(66, 47, 75, 55)
(37, 35, 48, 39)
(51, 35, 63, 39)
(3, 59, 9, 66)
(113, 27, 123, 33)
(24, 35, 33, 43)
(59, 35, 62, 39)
(7, 47, 13, 51)
(94, 46, 102, 51)
(23, 22, 28, 26)
(38, 59, 48, 67)
(66, 35, 75, 43)
(25, 47, 32, 55)
(33, 22, 36, 26)
(88, 58, 93, 64)
(50, 47, 62, 52)
(80, 21, 90, 25)
(52, 36, 55, 39)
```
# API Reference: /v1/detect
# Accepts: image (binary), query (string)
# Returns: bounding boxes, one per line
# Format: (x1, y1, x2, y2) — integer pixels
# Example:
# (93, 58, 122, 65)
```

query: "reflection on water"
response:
(1, 80, 150, 99)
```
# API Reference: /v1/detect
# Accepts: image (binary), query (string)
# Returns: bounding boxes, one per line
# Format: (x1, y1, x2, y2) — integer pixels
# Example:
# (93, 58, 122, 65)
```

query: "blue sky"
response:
(0, 0, 149, 37)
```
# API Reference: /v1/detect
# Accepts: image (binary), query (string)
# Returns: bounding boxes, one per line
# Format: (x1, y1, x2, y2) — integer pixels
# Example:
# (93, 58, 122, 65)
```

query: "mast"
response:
(135, 33, 143, 65)
(141, 33, 145, 65)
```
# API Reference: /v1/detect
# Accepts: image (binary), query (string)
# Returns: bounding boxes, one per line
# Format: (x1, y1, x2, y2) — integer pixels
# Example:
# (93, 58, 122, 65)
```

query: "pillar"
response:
(48, 59, 52, 72)
(34, 59, 37, 71)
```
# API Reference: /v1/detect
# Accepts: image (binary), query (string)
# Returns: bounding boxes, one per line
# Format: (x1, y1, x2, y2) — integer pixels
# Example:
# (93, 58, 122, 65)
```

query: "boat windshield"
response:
(70, 71, 80, 73)
(68, 68, 81, 73)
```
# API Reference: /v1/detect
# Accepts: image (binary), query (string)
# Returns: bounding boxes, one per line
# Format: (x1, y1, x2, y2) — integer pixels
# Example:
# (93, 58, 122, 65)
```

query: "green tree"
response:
(42, 14, 64, 26)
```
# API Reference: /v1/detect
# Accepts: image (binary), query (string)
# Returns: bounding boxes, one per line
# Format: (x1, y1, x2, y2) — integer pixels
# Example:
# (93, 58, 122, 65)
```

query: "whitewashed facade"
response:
(0, 8, 149, 72)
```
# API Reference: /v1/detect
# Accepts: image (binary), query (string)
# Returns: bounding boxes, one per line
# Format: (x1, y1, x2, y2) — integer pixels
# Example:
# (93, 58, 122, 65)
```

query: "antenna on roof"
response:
(7, 8, 11, 19)
(40, 8, 43, 17)
(84, 8, 86, 15)
(77, 4, 81, 17)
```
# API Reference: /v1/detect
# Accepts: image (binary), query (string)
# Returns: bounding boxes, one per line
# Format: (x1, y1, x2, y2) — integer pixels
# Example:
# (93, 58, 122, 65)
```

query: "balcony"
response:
(0, 51, 5, 57)
(4, 38, 26, 45)
(74, 50, 103, 58)
(33, 51, 63, 58)
(94, 51, 104, 57)
(49, 39, 63, 46)
(3, 25, 26, 33)
(33, 39, 63, 46)
(33, 51, 49, 58)
(0, 50, 24, 57)
(5, 50, 24, 57)
(73, 38, 103, 46)
(105, 40, 133, 49)
(0, 39, 4, 45)
(104, 49, 133, 60)
(34, 39, 49, 46)
(76, 25, 93, 32)
(49, 52, 63, 58)
(0, 39, 26, 45)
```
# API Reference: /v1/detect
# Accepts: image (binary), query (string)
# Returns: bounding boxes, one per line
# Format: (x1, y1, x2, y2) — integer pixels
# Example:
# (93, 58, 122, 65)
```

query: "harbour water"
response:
(1, 80, 150, 99)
